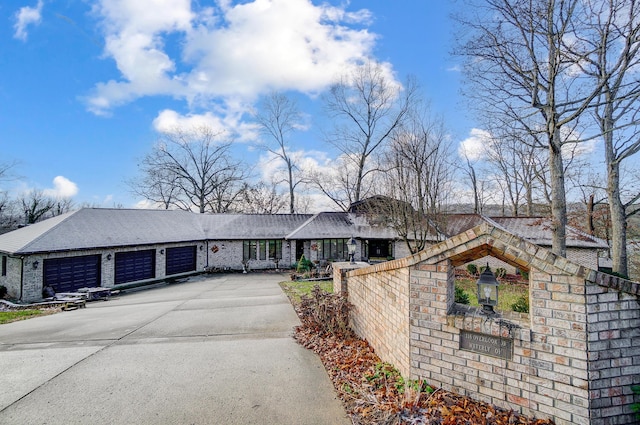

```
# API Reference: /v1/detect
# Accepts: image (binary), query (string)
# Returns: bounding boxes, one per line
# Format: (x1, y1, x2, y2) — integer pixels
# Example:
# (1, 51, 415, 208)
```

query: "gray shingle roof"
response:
(285, 212, 399, 240)
(0, 209, 206, 254)
(201, 214, 313, 239)
(444, 214, 609, 249)
(0, 208, 609, 255)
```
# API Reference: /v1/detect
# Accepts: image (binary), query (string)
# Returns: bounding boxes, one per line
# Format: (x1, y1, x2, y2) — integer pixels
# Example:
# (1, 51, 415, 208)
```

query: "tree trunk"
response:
(607, 153, 628, 277)
(549, 136, 567, 257)
(587, 194, 595, 236)
(288, 165, 295, 214)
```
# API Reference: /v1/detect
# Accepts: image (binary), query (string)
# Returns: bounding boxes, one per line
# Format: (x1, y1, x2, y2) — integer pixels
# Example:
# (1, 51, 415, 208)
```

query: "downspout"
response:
(19, 256, 24, 302)
(205, 240, 209, 269)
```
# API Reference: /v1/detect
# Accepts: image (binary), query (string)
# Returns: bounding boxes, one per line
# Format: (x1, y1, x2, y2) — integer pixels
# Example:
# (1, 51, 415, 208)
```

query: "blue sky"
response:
(2, 0, 477, 210)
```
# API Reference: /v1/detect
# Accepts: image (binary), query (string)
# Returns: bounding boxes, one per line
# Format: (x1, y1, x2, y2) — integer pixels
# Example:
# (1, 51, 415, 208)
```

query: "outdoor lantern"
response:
(348, 237, 357, 264)
(476, 263, 499, 314)
(32, 260, 39, 270)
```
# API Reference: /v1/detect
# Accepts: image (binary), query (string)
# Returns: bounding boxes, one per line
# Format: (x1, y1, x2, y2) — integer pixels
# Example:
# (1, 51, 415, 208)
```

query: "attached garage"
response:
(44, 255, 101, 293)
(166, 246, 197, 276)
(115, 249, 155, 285)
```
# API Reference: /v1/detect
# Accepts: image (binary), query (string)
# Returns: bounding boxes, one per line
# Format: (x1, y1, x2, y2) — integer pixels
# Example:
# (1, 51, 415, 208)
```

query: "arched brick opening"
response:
(334, 221, 640, 425)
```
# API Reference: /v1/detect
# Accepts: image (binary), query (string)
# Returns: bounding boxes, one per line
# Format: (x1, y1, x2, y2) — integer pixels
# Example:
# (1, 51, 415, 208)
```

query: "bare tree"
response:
(0, 161, 19, 231)
(234, 181, 287, 214)
(308, 155, 361, 212)
(134, 126, 248, 213)
(128, 164, 181, 209)
(321, 61, 417, 207)
(255, 92, 305, 213)
(20, 190, 55, 224)
(456, 0, 612, 256)
(378, 106, 456, 253)
(459, 147, 483, 214)
(577, 0, 640, 276)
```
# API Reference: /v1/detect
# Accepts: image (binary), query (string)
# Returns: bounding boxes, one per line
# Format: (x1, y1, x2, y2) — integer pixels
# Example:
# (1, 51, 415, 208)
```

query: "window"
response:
(244, 240, 282, 261)
(1, 256, 6, 276)
(243, 240, 257, 260)
(268, 240, 282, 260)
(319, 239, 348, 260)
(259, 240, 267, 260)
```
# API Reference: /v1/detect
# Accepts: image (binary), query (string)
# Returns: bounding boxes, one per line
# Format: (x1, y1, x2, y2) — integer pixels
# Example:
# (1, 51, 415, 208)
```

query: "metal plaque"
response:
(459, 330, 513, 360)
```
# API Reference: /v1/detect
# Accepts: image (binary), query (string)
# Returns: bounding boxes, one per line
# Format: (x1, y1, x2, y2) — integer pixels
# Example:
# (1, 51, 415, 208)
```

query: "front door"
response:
(368, 240, 390, 259)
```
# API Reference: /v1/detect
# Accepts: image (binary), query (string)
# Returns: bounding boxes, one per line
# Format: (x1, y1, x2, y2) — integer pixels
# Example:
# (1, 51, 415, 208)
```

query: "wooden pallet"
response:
(60, 299, 87, 311)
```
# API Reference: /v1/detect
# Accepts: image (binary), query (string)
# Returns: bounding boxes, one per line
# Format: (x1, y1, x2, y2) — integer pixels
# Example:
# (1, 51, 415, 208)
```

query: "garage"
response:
(166, 246, 197, 275)
(43, 255, 101, 293)
(115, 250, 155, 285)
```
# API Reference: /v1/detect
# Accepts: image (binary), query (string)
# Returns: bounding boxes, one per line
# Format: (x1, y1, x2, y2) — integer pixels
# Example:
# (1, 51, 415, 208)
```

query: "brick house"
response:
(0, 208, 609, 302)
(0, 208, 399, 302)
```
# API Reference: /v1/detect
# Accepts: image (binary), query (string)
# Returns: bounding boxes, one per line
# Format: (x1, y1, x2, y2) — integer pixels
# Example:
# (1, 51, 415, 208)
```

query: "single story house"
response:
(0, 208, 609, 302)
(0, 208, 401, 302)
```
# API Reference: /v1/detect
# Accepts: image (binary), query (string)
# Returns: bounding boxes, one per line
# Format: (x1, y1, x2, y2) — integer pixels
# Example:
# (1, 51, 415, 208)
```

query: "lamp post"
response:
(348, 237, 357, 264)
(476, 263, 499, 314)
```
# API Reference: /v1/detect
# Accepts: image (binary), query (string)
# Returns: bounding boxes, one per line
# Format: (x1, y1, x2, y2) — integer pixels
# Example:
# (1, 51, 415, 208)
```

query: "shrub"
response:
(466, 263, 477, 276)
(511, 295, 529, 313)
(0, 285, 6, 299)
(298, 284, 353, 337)
(495, 267, 506, 278)
(519, 270, 529, 280)
(455, 286, 470, 305)
(631, 385, 640, 419)
(296, 255, 313, 273)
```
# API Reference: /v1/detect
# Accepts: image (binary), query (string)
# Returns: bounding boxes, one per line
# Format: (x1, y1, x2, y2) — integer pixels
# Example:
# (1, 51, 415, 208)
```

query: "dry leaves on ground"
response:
(294, 325, 554, 425)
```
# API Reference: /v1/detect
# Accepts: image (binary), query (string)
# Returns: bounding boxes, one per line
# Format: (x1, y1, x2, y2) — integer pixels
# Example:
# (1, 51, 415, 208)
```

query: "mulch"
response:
(294, 325, 554, 425)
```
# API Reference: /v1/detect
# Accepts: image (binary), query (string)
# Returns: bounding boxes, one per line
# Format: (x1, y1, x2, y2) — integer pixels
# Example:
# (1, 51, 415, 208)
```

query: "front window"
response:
(319, 239, 348, 260)
(243, 240, 257, 260)
(244, 240, 282, 261)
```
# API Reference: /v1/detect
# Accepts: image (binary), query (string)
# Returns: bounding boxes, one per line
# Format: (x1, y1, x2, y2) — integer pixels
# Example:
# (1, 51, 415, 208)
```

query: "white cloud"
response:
(44, 176, 79, 199)
(87, 0, 379, 119)
(13, 0, 43, 41)
(458, 128, 493, 161)
(153, 108, 259, 142)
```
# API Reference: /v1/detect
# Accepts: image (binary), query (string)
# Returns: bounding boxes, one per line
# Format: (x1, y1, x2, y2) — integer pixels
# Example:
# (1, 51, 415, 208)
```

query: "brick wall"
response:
(586, 277, 640, 424)
(0, 255, 23, 299)
(336, 222, 640, 425)
(343, 259, 412, 377)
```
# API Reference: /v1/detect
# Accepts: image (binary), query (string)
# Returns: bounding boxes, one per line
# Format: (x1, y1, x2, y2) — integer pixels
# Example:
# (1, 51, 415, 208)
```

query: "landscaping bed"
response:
(282, 281, 554, 425)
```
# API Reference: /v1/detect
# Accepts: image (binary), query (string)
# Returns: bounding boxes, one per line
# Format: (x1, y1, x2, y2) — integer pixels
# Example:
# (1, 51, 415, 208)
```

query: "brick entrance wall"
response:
(334, 222, 640, 425)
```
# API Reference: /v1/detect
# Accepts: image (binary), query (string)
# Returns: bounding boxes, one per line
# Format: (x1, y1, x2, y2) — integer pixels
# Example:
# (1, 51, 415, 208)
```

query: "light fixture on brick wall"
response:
(477, 263, 499, 314)
(32, 260, 39, 269)
(348, 237, 357, 264)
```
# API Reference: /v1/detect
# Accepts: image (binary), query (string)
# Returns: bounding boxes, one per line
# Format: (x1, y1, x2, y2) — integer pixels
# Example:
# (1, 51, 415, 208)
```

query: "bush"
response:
(495, 267, 506, 278)
(631, 385, 640, 419)
(455, 286, 470, 305)
(298, 284, 352, 337)
(466, 263, 477, 276)
(511, 295, 529, 313)
(296, 255, 313, 273)
(0, 285, 6, 299)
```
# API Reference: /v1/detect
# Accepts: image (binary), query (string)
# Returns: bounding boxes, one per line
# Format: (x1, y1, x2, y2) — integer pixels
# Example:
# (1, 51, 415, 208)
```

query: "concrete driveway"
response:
(0, 274, 350, 425)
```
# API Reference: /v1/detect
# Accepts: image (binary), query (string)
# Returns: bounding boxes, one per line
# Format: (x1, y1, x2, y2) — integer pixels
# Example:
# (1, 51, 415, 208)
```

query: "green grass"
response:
(0, 309, 47, 324)
(279, 280, 333, 304)
(455, 277, 528, 312)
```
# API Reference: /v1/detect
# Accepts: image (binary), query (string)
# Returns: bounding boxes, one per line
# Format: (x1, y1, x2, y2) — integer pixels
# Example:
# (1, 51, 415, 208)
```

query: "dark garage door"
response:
(166, 246, 197, 276)
(44, 255, 101, 293)
(115, 250, 155, 285)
